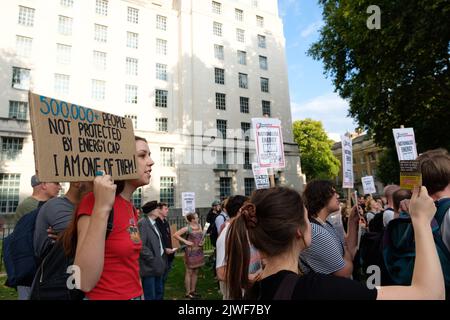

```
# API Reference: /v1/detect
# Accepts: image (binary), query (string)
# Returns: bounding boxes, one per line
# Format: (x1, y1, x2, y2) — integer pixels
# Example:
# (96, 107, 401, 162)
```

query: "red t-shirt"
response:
(77, 192, 143, 300)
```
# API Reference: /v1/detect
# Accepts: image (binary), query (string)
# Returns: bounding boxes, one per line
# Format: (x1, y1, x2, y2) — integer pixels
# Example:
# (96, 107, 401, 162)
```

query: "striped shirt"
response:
(300, 219, 345, 275)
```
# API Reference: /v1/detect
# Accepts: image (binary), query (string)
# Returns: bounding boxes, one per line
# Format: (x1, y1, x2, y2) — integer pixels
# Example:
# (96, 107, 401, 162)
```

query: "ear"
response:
(295, 227, 303, 239)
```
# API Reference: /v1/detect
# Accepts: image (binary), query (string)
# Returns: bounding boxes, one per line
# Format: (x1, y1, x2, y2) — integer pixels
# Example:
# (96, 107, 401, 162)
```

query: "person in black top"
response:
(225, 186, 445, 300)
(155, 202, 177, 299)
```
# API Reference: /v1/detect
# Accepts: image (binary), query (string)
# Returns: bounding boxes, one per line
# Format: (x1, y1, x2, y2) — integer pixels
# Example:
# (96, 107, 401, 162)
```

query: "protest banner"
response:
(181, 192, 195, 216)
(393, 127, 418, 161)
(252, 163, 270, 189)
(341, 134, 354, 189)
(251, 118, 285, 169)
(399, 160, 422, 190)
(29, 92, 138, 182)
(361, 176, 377, 195)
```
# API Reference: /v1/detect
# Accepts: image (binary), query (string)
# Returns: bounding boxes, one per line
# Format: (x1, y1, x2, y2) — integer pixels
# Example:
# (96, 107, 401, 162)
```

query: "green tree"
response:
(309, 0, 450, 158)
(293, 119, 340, 180)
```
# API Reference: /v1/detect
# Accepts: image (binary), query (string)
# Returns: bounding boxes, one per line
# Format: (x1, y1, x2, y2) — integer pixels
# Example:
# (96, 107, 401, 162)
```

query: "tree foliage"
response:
(293, 119, 340, 180)
(309, 0, 450, 156)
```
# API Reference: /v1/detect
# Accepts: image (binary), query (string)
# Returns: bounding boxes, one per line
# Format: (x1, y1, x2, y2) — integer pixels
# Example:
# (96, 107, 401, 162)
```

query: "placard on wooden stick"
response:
(29, 92, 139, 182)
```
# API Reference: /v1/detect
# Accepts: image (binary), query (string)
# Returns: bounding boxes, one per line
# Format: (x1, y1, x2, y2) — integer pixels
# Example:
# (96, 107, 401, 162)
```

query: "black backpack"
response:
(29, 209, 114, 300)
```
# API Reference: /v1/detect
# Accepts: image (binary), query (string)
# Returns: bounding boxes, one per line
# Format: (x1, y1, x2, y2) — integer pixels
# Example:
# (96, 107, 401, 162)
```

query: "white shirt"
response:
(216, 222, 230, 269)
(383, 208, 395, 227)
(149, 217, 164, 256)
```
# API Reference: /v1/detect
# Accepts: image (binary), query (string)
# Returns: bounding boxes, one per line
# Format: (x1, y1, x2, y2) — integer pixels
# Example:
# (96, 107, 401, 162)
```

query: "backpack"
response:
(383, 198, 450, 297)
(209, 212, 226, 248)
(2, 201, 46, 288)
(29, 208, 114, 300)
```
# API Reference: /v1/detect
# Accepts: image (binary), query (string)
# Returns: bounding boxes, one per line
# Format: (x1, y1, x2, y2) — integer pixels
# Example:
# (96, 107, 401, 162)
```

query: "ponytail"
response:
(225, 214, 250, 300)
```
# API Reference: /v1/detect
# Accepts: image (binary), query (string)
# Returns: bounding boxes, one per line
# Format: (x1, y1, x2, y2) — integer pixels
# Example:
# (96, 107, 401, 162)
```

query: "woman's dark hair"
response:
(60, 135, 145, 257)
(225, 187, 306, 300)
(225, 195, 249, 218)
(186, 213, 197, 222)
(303, 180, 336, 217)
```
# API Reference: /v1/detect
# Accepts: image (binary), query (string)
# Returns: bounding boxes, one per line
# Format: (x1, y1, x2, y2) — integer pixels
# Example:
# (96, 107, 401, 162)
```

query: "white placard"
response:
(393, 128, 418, 161)
(252, 118, 285, 169)
(341, 134, 354, 189)
(252, 163, 270, 189)
(181, 192, 195, 216)
(361, 176, 376, 195)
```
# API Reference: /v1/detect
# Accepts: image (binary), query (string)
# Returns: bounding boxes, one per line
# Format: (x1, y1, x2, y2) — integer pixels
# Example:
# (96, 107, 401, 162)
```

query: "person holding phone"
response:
(299, 180, 361, 278)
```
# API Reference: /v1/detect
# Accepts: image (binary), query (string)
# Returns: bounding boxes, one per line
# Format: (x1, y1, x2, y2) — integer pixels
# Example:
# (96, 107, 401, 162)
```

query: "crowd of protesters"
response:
(3, 143, 450, 300)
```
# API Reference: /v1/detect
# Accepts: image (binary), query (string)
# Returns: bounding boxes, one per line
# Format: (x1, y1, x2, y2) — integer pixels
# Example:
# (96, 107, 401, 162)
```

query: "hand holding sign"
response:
(92, 172, 116, 217)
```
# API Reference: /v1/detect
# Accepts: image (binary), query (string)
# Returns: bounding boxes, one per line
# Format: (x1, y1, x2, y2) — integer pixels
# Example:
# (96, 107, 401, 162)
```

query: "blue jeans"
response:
(161, 259, 174, 299)
(142, 276, 163, 300)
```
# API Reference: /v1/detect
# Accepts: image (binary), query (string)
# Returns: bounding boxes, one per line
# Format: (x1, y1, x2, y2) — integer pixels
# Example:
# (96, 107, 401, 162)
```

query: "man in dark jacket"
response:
(155, 202, 176, 299)
(139, 200, 167, 300)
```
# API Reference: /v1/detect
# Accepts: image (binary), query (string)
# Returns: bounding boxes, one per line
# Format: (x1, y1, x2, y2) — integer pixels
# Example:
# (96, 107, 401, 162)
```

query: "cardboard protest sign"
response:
(29, 92, 139, 182)
(181, 192, 195, 216)
(341, 134, 354, 189)
(361, 176, 376, 195)
(399, 160, 422, 190)
(251, 118, 285, 169)
(252, 163, 270, 189)
(393, 128, 418, 161)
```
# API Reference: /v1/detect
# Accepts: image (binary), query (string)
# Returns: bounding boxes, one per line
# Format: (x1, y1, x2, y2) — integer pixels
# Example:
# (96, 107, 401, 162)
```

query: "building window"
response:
(0, 173, 21, 214)
(161, 147, 175, 167)
(236, 28, 245, 42)
(215, 68, 225, 85)
(60, 0, 74, 7)
(239, 73, 248, 89)
(160, 177, 175, 207)
(256, 15, 264, 28)
(16, 36, 32, 58)
(156, 15, 167, 31)
(216, 93, 226, 110)
(156, 38, 167, 56)
(213, 22, 222, 37)
(260, 77, 269, 92)
(131, 187, 142, 208)
(240, 97, 249, 113)
(244, 150, 252, 169)
(252, 0, 259, 8)
(212, 1, 221, 14)
(94, 24, 107, 42)
(219, 177, 231, 200)
(126, 57, 138, 76)
(217, 119, 227, 139)
(18, 6, 35, 27)
(360, 155, 366, 164)
(1, 137, 24, 161)
(58, 16, 73, 35)
(95, 0, 108, 16)
(262, 100, 271, 116)
(214, 44, 224, 60)
(9, 101, 28, 120)
(12, 67, 30, 90)
(218, 148, 227, 166)
(259, 55, 268, 70)
(241, 122, 251, 138)
(235, 8, 243, 21)
(125, 85, 138, 104)
(54, 74, 70, 95)
(156, 118, 168, 132)
(369, 152, 377, 162)
(56, 44, 71, 64)
(237, 50, 247, 65)
(125, 114, 137, 129)
(127, 31, 138, 48)
(156, 63, 167, 81)
(127, 7, 139, 24)
(93, 51, 107, 70)
(91, 79, 106, 100)
(258, 34, 266, 48)
(155, 89, 168, 108)
(244, 178, 255, 196)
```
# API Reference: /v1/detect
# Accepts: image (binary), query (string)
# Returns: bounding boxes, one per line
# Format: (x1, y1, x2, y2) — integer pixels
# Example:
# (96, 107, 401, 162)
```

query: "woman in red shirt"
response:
(62, 136, 154, 300)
